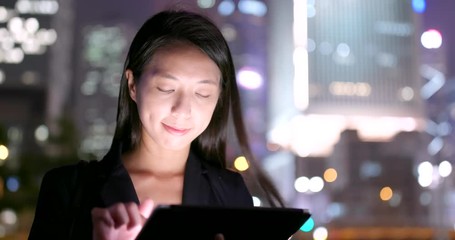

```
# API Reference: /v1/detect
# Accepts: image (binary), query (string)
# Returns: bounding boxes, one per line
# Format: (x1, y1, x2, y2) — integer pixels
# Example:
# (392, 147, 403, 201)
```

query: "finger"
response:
(124, 202, 142, 230)
(91, 207, 114, 227)
(92, 207, 115, 240)
(108, 203, 129, 228)
(138, 198, 155, 221)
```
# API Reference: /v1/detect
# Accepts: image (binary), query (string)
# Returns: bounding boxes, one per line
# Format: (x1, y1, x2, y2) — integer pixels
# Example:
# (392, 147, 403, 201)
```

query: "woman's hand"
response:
(91, 199, 155, 240)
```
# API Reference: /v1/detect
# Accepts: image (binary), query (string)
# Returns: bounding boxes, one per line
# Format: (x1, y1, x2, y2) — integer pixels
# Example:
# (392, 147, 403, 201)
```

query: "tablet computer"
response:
(136, 204, 311, 240)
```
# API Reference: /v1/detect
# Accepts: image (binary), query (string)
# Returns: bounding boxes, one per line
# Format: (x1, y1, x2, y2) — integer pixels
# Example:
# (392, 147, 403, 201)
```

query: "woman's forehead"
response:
(139, 44, 221, 84)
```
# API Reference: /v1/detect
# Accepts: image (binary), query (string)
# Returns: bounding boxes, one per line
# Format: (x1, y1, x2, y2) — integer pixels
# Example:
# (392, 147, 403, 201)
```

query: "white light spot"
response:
(34, 124, 49, 142)
(237, 67, 263, 90)
(294, 176, 310, 193)
(439, 160, 452, 178)
(421, 29, 442, 49)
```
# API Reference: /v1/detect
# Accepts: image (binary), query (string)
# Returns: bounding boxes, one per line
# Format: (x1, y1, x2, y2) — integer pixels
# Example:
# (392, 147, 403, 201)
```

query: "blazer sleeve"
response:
(28, 164, 79, 240)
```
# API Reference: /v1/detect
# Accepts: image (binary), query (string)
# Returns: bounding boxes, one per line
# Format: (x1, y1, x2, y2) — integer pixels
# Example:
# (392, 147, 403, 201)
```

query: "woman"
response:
(29, 9, 284, 240)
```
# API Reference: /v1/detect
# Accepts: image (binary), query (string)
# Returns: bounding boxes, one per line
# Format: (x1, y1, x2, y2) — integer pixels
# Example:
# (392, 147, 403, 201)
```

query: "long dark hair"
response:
(112, 9, 285, 207)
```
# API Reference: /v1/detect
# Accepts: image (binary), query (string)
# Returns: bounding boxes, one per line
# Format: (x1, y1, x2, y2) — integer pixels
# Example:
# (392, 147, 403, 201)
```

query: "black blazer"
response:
(28, 145, 253, 239)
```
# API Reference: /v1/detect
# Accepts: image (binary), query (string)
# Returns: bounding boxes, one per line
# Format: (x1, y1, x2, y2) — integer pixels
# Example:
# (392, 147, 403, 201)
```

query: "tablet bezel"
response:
(136, 204, 311, 240)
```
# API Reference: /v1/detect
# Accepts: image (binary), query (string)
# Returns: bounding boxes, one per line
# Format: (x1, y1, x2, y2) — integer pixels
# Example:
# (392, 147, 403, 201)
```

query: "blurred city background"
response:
(0, 0, 454, 239)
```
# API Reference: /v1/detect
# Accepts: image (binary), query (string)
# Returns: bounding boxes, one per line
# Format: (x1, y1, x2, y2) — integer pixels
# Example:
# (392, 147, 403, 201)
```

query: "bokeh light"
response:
(300, 216, 314, 232)
(238, 0, 267, 17)
(323, 168, 337, 182)
(421, 29, 442, 49)
(313, 226, 328, 240)
(417, 161, 434, 187)
(438, 160, 452, 177)
(197, 0, 216, 9)
(412, 0, 426, 13)
(0, 145, 8, 160)
(234, 156, 249, 171)
(218, 0, 235, 16)
(237, 67, 263, 90)
(309, 176, 324, 193)
(0, 209, 17, 225)
(380, 186, 393, 201)
(34, 124, 49, 142)
(6, 176, 19, 192)
(294, 176, 310, 193)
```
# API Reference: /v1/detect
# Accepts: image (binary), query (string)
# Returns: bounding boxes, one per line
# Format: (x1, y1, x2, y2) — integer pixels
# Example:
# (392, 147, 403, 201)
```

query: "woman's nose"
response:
(171, 93, 191, 119)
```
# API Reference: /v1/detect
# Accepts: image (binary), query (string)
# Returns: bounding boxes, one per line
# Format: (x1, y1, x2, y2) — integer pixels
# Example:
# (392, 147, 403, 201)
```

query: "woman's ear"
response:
(126, 70, 137, 102)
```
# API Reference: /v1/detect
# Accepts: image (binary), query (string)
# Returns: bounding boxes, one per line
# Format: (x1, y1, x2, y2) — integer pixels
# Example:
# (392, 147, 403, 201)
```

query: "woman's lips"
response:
(162, 124, 190, 136)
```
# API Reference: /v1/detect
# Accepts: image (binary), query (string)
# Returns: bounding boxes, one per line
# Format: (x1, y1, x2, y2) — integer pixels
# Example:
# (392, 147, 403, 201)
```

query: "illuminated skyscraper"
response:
(71, 0, 160, 159)
(0, 0, 60, 236)
(305, 0, 424, 118)
(0, 0, 59, 164)
(267, 0, 443, 237)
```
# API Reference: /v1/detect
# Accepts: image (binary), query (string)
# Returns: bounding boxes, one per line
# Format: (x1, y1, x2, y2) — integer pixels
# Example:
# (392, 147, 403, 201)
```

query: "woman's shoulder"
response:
(43, 162, 79, 179)
(44, 160, 91, 174)
(41, 160, 99, 185)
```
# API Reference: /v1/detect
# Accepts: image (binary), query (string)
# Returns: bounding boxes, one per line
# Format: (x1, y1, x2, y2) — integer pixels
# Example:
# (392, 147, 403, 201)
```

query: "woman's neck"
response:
(122, 141, 189, 178)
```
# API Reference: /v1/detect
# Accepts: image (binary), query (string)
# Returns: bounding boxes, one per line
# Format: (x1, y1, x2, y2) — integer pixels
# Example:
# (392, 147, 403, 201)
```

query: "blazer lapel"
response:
(98, 143, 140, 207)
(100, 164, 139, 206)
(182, 152, 214, 205)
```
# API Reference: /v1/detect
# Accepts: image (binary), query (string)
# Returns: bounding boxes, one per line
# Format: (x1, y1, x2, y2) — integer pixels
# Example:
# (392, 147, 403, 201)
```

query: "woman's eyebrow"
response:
(198, 79, 219, 86)
(153, 71, 219, 86)
(153, 72, 178, 81)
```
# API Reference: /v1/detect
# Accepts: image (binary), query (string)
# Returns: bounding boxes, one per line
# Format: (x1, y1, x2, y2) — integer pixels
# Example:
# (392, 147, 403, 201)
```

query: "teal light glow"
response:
(300, 217, 315, 232)
(412, 0, 426, 13)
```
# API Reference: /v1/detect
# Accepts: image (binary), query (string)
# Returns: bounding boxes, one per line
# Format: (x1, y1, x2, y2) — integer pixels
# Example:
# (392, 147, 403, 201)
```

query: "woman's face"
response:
(127, 42, 221, 151)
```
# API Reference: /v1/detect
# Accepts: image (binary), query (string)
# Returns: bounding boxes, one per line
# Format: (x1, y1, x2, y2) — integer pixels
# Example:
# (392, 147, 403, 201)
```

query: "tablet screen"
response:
(136, 204, 311, 240)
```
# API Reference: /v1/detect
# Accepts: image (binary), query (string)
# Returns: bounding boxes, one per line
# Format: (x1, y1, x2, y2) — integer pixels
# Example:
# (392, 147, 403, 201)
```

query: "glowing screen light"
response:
(412, 0, 426, 13)
(421, 29, 442, 49)
(300, 216, 314, 232)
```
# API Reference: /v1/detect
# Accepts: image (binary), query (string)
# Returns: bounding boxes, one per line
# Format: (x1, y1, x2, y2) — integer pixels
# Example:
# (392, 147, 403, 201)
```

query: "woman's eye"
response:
(196, 93, 210, 98)
(157, 87, 174, 93)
